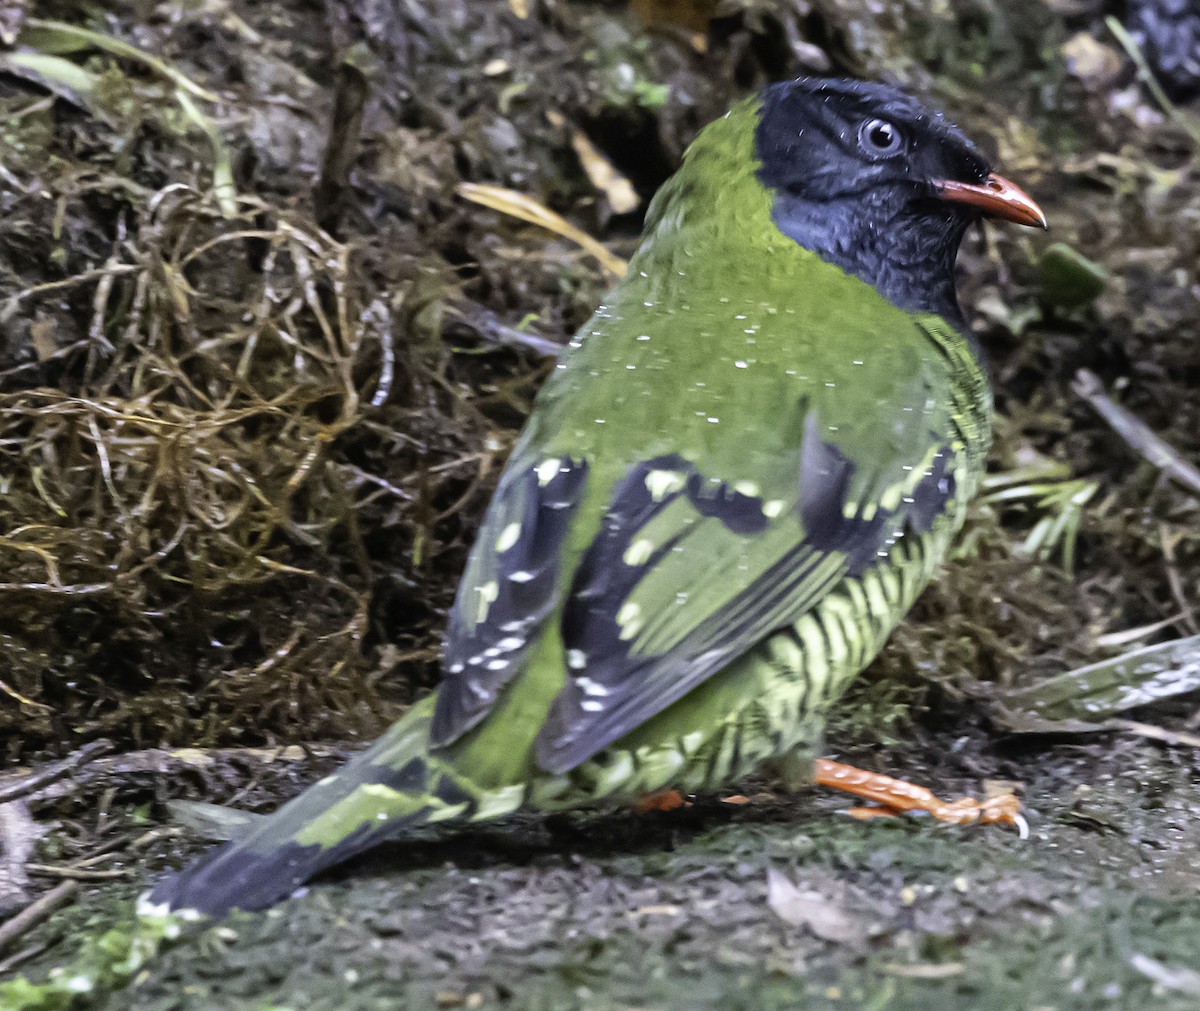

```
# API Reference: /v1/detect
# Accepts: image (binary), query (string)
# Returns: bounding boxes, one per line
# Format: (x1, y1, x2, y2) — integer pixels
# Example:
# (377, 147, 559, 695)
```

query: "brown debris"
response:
(0, 0, 1197, 859)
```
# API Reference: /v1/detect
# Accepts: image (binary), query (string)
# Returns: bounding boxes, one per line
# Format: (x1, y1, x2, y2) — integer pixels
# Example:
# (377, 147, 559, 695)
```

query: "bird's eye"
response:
(859, 118, 903, 156)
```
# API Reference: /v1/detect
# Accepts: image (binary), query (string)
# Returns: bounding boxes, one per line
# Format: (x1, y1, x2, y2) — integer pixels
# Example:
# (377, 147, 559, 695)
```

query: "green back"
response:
(442, 97, 991, 783)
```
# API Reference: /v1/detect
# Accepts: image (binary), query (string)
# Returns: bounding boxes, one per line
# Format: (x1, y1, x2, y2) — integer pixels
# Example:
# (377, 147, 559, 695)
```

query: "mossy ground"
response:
(11, 733, 1200, 1009)
(1, 0, 1198, 1007)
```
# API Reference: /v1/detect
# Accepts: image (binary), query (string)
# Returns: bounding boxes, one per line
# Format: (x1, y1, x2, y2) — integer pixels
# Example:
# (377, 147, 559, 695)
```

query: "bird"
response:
(144, 77, 1046, 920)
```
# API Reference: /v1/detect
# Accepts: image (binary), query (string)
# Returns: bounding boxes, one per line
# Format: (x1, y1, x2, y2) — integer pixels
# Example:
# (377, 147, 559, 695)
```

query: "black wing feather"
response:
(534, 435, 957, 774)
(431, 457, 587, 747)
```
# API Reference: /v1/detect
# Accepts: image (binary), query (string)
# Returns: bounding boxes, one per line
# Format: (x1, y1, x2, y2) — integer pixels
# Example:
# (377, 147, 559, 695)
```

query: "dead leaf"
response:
(1130, 954, 1200, 996)
(30, 315, 57, 361)
(1062, 32, 1122, 90)
(456, 182, 627, 278)
(569, 129, 640, 215)
(882, 961, 966, 979)
(997, 633, 1200, 723)
(765, 868, 862, 944)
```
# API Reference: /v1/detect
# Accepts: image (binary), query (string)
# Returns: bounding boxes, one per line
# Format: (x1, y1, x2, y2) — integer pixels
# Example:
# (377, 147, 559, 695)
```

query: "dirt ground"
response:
(2, 0, 1199, 1007)
(12, 733, 1200, 1009)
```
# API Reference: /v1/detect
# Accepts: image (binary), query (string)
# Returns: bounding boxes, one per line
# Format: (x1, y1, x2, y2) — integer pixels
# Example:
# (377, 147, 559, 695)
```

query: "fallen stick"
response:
(1073, 369, 1200, 499)
(0, 880, 78, 953)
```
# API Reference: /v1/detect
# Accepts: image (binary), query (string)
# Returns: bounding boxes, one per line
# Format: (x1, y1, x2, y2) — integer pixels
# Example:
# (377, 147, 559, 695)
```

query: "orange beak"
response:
(933, 173, 1047, 228)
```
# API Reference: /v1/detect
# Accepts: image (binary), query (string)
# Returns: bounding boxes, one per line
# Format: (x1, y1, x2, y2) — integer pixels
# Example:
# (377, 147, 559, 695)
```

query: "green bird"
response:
(146, 78, 1045, 919)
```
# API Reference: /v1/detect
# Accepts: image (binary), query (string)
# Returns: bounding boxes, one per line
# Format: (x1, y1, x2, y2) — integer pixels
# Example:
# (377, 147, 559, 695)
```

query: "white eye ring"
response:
(859, 118, 903, 156)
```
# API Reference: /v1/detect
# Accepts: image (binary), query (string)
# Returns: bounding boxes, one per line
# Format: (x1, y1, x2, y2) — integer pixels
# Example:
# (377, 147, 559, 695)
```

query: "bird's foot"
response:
(814, 759, 1027, 837)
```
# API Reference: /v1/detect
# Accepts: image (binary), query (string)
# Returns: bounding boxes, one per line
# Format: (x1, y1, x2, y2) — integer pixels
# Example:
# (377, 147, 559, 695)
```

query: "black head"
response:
(755, 78, 1044, 323)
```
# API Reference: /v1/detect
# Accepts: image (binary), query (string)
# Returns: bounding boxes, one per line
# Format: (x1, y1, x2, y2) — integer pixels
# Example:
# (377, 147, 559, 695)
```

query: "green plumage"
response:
(147, 80, 1018, 919)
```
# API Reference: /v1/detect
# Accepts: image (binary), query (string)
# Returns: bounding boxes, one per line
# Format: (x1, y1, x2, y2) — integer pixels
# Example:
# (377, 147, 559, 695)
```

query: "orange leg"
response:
(633, 789, 690, 812)
(813, 759, 1026, 835)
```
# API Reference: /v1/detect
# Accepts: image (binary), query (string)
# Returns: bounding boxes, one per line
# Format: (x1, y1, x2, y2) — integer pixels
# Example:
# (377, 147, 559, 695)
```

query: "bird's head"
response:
(750, 78, 1045, 320)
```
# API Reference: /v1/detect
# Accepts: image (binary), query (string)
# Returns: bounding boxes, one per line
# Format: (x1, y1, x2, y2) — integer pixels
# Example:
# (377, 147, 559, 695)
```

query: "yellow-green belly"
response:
(526, 521, 951, 811)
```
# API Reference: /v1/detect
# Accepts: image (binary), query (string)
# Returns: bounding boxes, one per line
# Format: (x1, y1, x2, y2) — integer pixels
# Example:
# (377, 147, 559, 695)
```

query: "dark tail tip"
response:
(147, 838, 324, 917)
(148, 824, 378, 917)
(145, 747, 437, 917)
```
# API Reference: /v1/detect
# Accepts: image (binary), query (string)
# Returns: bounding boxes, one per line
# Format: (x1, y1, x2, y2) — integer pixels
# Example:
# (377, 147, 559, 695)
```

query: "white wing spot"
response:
(509, 570, 534, 583)
(536, 458, 561, 486)
(622, 538, 654, 566)
(475, 581, 498, 623)
(763, 499, 786, 518)
(616, 601, 643, 640)
(497, 636, 524, 650)
(645, 469, 685, 501)
(576, 675, 610, 697)
(567, 648, 587, 669)
(495, 522, 521, 553)
(734, 480, 760, 497)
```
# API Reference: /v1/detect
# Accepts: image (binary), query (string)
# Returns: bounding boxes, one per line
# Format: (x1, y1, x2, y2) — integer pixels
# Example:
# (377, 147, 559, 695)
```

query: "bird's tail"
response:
(144, 697, 505, 918)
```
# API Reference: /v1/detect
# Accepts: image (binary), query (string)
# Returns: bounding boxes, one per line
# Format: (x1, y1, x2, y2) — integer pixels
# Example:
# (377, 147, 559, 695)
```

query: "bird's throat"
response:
(767, 189, 971, 326)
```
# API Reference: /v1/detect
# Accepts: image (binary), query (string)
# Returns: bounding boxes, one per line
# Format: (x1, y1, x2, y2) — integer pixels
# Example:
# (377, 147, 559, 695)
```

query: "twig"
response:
(0, 678, 48, 709)
(0, 939, 52, 976)
(445, 303, 564, 358)
(994, 709, 1200, 750)
(1072, 369, 1200, 499)
(0, 740, 114, 805)
(0, 744, 344, 808)
(0, 880, 78, 953)
(1160, 523, 1198, 634)
(1095, 614, 1190, 649)
(127, 827, 186, 852)
(26, 864, 129, 881)
(0, 264, 140, 312)
(1109, 719, 1200, 750)
(70, 845, 129, 867)
(314, 54, 369, 234)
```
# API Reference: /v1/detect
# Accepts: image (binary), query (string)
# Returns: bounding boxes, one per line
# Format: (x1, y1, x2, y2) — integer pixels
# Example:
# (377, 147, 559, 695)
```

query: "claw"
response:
(1011, 811, 1030, 840)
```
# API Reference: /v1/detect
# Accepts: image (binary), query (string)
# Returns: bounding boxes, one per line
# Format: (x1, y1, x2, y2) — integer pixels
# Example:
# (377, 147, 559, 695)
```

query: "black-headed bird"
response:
(147, 78, 1046, 919)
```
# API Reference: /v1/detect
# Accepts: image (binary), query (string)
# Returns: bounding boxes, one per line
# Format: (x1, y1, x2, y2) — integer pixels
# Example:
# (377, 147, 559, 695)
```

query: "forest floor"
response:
(2, 0, 1199, 1008)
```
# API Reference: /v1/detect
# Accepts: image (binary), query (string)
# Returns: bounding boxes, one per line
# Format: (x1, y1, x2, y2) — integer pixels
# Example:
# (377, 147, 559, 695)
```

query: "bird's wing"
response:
(429, 448, 588, 745)
(531, 399, 961, 773)
(434, 316, 971, 773)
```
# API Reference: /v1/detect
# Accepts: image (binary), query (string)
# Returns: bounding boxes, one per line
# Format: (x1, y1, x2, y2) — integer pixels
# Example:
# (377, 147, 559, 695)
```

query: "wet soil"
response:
(13, 731, 1200, 1009)
(2, 0, 1199, 1007)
